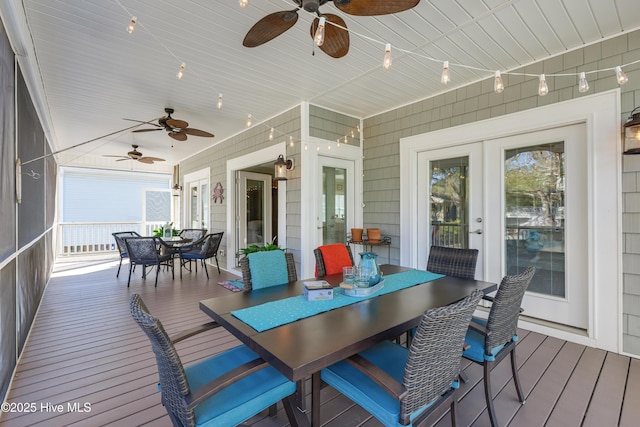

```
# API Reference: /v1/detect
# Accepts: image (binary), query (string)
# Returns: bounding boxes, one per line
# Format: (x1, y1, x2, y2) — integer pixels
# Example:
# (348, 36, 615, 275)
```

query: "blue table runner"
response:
(231, 269, 444, 332)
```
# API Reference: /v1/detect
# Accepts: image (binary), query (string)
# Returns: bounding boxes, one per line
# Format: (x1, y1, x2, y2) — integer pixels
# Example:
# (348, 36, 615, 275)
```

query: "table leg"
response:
(312, 372, 321, 427)
(295, 379, 307, 412)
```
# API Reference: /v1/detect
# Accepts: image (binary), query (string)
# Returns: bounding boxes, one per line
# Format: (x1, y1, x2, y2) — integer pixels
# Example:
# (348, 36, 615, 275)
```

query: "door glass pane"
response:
(200, 183, 209, 230)
(246, 179, 264, 246)
(190, 185, 198, 228)
(323, 166, 347, 244)
(505, 142, 565, 297)
(429, 157, 469, 248)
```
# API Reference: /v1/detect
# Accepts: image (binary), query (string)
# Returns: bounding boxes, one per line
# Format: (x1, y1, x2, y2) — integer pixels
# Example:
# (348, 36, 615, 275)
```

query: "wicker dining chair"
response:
(314, 243, 354, 277)
(178, 228, 207, 242)
(129, 294, 301, 427)
(321, 289, 483, 427)
(462, 266, 536, 427)
(124, 236, 174, 287)
(239, 251, 297, 290)
(178, 232, 223, 279)
(426, 245, 479, 279)
(112, 231, 141, 277)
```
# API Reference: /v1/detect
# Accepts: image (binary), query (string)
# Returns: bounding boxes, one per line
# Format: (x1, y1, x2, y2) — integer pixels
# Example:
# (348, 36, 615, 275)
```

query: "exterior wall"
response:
(363, 30, 640, 356)
(180, 107, 301, 271)
(309, 104, 361, 147)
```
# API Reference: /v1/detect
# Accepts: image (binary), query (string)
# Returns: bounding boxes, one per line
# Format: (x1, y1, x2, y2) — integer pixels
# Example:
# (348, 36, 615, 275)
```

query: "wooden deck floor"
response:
(1, 256, 639, 427)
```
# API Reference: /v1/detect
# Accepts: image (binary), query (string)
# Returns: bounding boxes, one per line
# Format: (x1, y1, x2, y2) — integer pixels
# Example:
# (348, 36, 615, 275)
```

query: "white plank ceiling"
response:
(1, 0, 639, 172)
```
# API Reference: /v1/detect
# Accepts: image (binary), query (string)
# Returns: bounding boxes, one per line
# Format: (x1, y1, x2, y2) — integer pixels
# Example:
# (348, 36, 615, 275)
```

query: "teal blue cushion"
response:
(184, 345, 296, 427)
(321, 340, 439, 427)
(462, 317, 512, 362)
(247, 251, 289, 290)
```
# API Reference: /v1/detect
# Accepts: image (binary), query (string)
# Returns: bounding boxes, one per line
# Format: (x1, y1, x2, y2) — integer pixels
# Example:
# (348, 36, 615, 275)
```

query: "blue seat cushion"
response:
(247, 251, 289, 290)
(321, 340, 441, 427)
(462, 317, 513, 362)
(184, 345, 296, 427)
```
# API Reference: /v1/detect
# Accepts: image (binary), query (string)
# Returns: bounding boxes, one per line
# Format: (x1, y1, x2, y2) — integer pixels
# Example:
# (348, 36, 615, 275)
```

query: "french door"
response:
(418, 124, 587, 329)
(187, 179, 208, 230)
(237, 171, 272, 248)
(317, 156, 356, 246)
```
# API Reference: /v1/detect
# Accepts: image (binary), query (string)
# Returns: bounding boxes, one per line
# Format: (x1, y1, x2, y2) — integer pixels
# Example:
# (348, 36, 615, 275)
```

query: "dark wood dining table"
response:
(199, 265, 497, 427)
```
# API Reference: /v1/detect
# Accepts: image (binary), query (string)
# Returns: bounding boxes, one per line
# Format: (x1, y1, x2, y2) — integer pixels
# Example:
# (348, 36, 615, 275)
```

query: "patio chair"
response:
(178, 228, 207, 242)
(124, 237, 174, 287)
(112, 231, 141, 277)
(426, 245, 479, 279)
(462, 266, 536, 427)
(321, 289, 483, 427)
(178, 232, 223, 279)
(239, 251, 297, 290)
(129, 294, 301, 427)
(314, 243, 354, 277)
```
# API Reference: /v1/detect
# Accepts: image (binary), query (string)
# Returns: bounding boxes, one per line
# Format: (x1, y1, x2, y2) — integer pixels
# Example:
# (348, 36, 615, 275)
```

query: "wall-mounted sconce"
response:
(624, 107, 640, 154)
(274, 154, 294, 181)
(172, 183, 183, 197)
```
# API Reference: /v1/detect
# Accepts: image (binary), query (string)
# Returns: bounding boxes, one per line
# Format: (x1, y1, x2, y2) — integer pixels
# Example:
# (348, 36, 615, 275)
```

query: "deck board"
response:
(1, 256, 638, 427)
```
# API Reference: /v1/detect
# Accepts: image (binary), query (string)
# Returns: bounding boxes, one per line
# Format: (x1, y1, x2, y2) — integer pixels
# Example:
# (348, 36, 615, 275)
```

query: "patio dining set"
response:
(111, 229, 223, 287)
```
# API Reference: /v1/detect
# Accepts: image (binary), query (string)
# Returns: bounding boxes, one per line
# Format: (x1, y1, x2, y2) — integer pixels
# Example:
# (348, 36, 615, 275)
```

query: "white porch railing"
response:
(57, 222, 165, 256)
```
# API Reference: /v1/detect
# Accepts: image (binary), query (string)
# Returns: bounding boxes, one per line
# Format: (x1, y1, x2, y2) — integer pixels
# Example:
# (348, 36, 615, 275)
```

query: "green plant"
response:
(153, 222, 180, 237)
(240, 242, 283, 255)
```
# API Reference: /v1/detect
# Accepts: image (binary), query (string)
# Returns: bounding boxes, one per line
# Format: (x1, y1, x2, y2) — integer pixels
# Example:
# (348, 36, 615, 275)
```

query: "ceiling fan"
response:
(243, 0, 420, 58)
(103, 145, 166, 164)
(125, 108, 215, 142)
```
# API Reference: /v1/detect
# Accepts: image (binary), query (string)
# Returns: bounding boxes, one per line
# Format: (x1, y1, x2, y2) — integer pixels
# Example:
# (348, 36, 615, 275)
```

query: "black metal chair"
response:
(178, 228, 207, 242)
(321, 289, 483, 427)
(313, 243, 354, 277)
(177, 232, 223, 279)
(129, 294, 302, 427)
(111, 231, 141, 277)
(462, 266, 536, 427)
(124, 237, 174, 287)
(426, 245, 479, 279)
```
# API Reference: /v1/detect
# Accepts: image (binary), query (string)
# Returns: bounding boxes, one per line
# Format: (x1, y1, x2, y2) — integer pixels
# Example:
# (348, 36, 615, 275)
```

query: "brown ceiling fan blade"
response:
(115, 158, 131, 162)
(334, 0, 419, 16)
(140, 156, 166, 163)
(166, 118, 189, 129)
(243, 10, 299, 47)
(132, 128, 163, 133)
(311, 14, 349, 58)
(169, 131, 188, 142)
(184, 128, 214, 138)
(103, 155, 129, 159)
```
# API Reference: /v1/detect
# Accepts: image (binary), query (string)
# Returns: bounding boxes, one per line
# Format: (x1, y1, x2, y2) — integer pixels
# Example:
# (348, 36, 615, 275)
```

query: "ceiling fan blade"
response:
(311, 14, 349, 58)
(243, 10, 299, 47)
(166, 118, 189, 129)
(139, 156, 166, 163)
(103, 155, 129, 159)
(116, 158, 131, 162)
(132, 128, 163, 133)
(169, 131, 188, 142)
(184, 128, 214, 137)
(334, 0, 419, 16)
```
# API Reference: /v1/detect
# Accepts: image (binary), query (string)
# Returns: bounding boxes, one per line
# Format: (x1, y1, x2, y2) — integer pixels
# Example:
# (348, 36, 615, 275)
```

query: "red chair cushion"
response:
(319, 244, 352, 276)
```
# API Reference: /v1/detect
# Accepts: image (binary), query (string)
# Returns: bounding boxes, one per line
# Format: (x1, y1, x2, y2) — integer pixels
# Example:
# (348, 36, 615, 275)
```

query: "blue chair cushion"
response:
(321, 340, 440, 427)
(247, 251, 289, 290)
(462, 317, 513, 362)
(184, 345, 296, 427)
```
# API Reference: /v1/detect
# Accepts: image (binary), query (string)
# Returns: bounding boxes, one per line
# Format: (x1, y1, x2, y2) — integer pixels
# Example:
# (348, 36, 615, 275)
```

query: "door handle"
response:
(470, 229, 483, 235)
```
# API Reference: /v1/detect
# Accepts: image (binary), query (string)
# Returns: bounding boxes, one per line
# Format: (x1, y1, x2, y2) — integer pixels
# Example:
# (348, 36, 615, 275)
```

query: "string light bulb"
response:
(616, 66, 629, 85)
(383, 43, 392, 70)
(494, 71, 504, 93)
(356, 125, 360, 133)
(176, 62, 186, 79)
(127, 16, 137, 34)
(314, 17, 326, 47)
(239, 0, 248, 8)
(538, 74, 548, 96)
(217, 93, 223, 109)
(344, 135, 348, 144)
(578, 72, 589, 93)
(441, 61, 451, 85)
(289, 136, 294, 147)
(246, 114, 252, 127)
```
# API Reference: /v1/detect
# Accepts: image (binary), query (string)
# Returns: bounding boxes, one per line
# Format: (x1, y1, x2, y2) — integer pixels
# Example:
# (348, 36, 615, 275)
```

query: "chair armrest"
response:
(346, 353, 408, 400)
(482, 294, 523, 312)
(170, 321, 221, 344)
(184, 358, 268, 409)
(468, 320, 491, 337)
